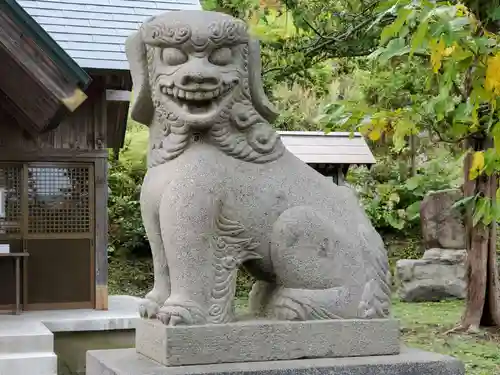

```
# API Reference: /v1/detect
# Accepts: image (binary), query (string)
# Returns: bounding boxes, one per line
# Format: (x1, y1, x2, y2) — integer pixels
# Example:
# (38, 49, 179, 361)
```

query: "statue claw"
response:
(138, 299, 161, 318)
(156, 300, 208, 326)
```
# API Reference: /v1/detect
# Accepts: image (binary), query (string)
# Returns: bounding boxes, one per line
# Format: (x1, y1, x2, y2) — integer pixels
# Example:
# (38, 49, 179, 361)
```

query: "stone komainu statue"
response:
(125, 10, 391, 325)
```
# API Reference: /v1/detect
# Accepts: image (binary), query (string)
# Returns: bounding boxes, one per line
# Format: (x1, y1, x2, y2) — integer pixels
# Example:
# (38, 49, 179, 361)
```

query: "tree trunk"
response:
(461, 142, 500, 330)
(480, 175, 500, 327)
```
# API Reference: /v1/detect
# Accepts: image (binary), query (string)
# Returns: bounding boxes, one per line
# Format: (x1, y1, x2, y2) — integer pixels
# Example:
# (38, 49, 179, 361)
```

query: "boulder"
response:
(396, 248, 467, 302)
(420, 189, 465, 249)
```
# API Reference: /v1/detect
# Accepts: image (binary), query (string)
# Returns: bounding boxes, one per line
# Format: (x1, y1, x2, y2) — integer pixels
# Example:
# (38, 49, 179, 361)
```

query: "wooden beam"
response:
(0, 10, 88, 131)
(94, 157, 109, 310)
(62, 88, 88, 112)
(106, 90, 131, 102)
(108, 101, 131, 150)
(95, 285, 108, 311)
(0, 149, 109, 161)
(0, 87, 43, 137)
(0, 47, 60, 134)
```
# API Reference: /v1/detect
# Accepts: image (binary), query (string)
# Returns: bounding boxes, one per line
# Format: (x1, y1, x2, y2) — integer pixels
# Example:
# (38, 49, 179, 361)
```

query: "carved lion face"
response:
(139, 12, 249, 129)
(126, 11, 283, 166)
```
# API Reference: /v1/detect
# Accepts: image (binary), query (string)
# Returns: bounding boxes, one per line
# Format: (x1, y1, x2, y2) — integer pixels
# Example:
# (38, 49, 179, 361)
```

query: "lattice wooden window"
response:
(27, 166, 91, 234)
(0, 165, 22, 235)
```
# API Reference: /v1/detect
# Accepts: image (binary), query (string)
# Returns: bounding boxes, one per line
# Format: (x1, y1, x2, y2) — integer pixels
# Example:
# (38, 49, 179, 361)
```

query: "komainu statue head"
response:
(126, 11, 284, 166)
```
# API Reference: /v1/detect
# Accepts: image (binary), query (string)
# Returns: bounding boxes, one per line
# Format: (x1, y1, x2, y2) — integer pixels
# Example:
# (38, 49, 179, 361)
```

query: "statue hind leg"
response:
(264, 206, 369, 320)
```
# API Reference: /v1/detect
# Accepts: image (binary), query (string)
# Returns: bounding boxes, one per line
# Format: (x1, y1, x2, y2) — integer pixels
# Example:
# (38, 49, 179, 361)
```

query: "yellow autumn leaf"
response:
(443, 45, 456, 57)
(469, 151, 485, 180)
(371, 118, 389, 141)
(359, 123, 372, 136)
(430, 38, 446, 73)
(455, 4, 468, 17)
(368, 128, 382, 141)
(485, 53, 500, 95)
(359, 123, 381, 141)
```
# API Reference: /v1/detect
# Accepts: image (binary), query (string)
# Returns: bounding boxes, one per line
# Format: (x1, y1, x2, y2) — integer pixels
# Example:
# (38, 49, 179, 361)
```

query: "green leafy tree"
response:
(324, 1, 500, 330)
(202, 0, 395, 93)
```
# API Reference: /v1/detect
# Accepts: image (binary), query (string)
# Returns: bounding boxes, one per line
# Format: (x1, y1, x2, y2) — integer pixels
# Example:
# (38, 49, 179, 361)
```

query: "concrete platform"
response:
(86, 347, 465, 375)
(0, 295, 141, 375)
(136, 318, 400, 366)
(0, 295, 141, 332)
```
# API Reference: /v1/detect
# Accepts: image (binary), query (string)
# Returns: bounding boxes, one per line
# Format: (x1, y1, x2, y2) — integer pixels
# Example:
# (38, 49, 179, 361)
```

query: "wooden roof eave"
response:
(0, 0, 92, 135)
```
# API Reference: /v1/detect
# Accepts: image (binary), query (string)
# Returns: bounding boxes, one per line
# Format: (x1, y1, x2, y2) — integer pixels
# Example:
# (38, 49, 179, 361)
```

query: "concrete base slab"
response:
(86, 347, 465, 375)
(136, 318, 400, 366)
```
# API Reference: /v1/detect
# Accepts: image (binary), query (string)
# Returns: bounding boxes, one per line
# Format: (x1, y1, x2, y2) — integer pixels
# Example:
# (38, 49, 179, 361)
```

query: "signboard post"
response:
(0, 188, 8, 253)
(0, 187, 4, 218)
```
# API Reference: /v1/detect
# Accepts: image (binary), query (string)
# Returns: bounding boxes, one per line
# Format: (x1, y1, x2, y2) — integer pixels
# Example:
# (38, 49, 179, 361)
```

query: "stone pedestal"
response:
(136, 318, 400, 366)
(86, 318, 464, 375)
(86, 347, 465, 375)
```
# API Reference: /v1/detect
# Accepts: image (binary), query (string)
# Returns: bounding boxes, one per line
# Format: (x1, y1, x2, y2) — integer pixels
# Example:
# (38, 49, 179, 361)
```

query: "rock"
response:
(396, 249, 467, 302)
(420, 189, 465, 249)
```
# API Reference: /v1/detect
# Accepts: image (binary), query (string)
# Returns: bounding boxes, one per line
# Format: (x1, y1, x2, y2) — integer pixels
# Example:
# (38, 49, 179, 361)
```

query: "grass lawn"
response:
(235, 297, 500, 374)
(392, 299, 500, 375)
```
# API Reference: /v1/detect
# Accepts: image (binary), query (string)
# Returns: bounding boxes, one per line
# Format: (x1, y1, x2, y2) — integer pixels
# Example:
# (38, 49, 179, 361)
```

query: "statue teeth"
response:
(167, 85, 229, 102)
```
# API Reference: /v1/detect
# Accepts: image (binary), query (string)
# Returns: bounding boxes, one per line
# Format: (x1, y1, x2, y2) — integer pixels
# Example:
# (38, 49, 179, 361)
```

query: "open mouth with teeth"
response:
(160, 82, 234, 117)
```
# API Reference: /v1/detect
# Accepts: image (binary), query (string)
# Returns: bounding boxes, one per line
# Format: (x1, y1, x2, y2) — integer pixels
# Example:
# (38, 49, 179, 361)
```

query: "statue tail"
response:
(357, 243, 392, 319)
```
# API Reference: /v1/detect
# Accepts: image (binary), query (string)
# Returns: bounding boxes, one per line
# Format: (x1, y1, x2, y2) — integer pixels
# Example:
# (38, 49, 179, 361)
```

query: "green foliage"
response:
(107, 121, 148, 257)
(109, 256, 255, 298)
(348, 149, 462, 235)
(272, 83, 326, 130)
(108, 257, 153, 297)
(386, 236, 423, 276)
(320, 1, 500, 228)
(201, 0, 395, 93)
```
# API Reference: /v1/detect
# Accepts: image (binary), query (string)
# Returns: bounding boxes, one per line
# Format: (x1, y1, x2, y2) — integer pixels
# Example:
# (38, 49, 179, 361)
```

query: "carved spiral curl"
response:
(143, 24, 192, 46)
(206, 201, 261, 324)
(208, 19, 248, 46)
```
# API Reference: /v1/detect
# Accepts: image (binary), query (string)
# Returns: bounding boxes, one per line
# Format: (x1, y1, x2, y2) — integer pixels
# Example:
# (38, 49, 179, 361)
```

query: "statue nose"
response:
(180, 73, 219, 87)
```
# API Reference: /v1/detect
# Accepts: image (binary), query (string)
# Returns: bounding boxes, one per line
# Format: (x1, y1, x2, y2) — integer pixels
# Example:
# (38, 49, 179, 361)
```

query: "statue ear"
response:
(247, 39, 279, 123)
(125, 30, 155, 126)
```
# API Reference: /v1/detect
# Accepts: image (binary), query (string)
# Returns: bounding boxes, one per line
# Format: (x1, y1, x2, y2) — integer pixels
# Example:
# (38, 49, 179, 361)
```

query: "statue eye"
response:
(161, 48, 188, 66)
(209, 47, 233, 66)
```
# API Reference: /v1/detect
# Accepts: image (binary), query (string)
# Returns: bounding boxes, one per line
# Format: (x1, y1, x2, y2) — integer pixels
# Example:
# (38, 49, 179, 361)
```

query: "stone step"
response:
(0, 352, 57, 375)
(0, 321, 53, 354)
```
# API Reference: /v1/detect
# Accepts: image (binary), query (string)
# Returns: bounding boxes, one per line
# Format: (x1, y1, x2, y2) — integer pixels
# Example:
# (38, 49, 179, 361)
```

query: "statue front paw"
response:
(138, 298, 161, 318)
(139, 287, 170, 318)
(156, 299, 208, 326)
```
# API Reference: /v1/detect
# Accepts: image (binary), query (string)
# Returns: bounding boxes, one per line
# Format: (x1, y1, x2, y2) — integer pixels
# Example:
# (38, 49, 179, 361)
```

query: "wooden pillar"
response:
(331, 166, 346, 186)
(94, 157, 108, 310)
(336, 166, 346, 186)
